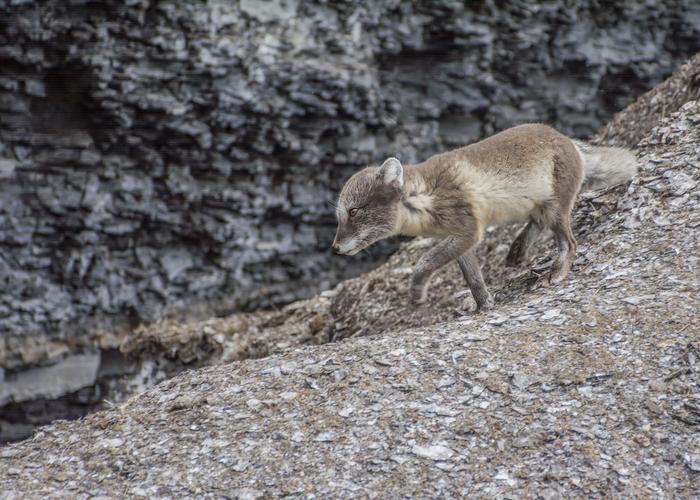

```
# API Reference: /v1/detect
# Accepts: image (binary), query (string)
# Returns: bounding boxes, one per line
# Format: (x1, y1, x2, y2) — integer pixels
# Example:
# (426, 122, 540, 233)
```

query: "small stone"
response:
(538, 488, 562, 500)
(464, 333, 490, 341)
(488, 315, 508, 326)
(494, 470, 516, 486)
(246, 399, 262, 409)
(280, 362, 297, 375)
(97, 438, 124, 448)
(0, 159, 16, 179)
(390, 454, 410, 465)
(232, 460, 249, 472)
(665, 171, 697, 196)
(231, 488, 264, 500)
(0, 448, 21, 458)
(435, 376, 456, 389)
(304, 364, 324, 376)
(240, 0, 298, 22)
(279, 391, 297, 401)
(313, 431, 335, 442)
(583, 316, 598, 327)
(511, 373, 539, 390)
(622, 296, 641, 305)
(411, 444, 454, 461)
(423, 404, 459, 417)
(685, 454, 700, 472)
(577, 386, 593, 397)
(374, 357, 393, 367)
(158, 250, 193, 280)
(541, 309, 560, 320)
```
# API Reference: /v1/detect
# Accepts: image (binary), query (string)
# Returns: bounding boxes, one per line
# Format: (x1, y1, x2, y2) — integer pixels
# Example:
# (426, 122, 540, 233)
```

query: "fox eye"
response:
(349, 208, 359, 217)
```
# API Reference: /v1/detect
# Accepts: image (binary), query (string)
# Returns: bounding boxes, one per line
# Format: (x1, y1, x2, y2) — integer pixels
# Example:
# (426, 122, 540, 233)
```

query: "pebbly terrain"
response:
(2, 0, 700, 396)
(0, 54, 698, 496)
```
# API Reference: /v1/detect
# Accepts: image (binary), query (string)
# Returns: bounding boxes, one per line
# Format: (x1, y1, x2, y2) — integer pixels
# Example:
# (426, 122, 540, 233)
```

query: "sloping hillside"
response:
(1, 80, 699, 498)
(594, 52, 700, 147)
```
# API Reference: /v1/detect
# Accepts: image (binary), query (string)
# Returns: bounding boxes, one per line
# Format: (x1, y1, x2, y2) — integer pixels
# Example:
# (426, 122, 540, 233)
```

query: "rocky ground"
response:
(1, 56, 699, 496)
(595, 53, 700, 147)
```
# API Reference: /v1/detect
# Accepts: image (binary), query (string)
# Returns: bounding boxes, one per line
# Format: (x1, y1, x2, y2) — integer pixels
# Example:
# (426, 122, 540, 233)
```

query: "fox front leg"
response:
(410, 234, 476, 304)
(456, 250, 493, 311)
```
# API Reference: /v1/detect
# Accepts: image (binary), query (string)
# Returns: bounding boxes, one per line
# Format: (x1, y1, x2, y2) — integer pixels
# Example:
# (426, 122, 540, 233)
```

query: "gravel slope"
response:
(1, 86, 699, 499)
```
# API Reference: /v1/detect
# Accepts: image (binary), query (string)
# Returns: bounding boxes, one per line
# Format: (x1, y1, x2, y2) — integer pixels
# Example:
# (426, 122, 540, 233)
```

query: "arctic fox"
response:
(332, 123, 637, 310)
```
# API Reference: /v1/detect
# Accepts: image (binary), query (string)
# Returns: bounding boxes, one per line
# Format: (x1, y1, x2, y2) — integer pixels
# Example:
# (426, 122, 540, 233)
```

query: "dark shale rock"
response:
(0, 352, 101, 406)
(0, 0, 699, 380)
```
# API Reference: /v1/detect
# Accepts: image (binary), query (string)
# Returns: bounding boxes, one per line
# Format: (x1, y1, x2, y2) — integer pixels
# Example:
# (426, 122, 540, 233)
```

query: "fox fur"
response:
(332, 123, 637, 310)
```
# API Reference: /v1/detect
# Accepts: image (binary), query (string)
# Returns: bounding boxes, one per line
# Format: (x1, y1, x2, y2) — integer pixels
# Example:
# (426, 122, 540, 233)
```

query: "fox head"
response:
(332, 157, 404, 255)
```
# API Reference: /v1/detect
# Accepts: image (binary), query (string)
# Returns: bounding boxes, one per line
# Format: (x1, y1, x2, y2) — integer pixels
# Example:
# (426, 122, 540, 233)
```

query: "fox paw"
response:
(543, 270, 567, 287)
(410, 286, 427, 305)
(475, 294, 494, 311)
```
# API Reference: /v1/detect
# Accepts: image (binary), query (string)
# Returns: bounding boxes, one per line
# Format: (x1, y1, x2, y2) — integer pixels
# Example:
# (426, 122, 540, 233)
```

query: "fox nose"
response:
(332, 243, 341, 254)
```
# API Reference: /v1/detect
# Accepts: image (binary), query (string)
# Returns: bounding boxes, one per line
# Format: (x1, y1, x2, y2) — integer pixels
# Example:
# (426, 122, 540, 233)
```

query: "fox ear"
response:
(379, 157, 403, 188)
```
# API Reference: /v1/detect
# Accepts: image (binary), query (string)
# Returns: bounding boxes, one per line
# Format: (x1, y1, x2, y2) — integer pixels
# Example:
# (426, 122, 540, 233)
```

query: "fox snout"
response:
(331, 233, 350, 255)
(334, 241, 360, 256)
(332, 227, 359, 256)
(331, 230, 343, 254)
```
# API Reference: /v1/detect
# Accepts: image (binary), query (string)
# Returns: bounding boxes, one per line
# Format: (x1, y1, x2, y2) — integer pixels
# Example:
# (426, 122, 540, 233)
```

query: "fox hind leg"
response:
(546, 216, 577, 284)
(505, 218, 543, 267)
(544, 152, 581, 284)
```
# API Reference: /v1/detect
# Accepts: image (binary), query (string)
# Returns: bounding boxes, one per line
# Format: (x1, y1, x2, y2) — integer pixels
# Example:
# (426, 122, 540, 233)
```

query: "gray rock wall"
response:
(1, 0, 699, 367)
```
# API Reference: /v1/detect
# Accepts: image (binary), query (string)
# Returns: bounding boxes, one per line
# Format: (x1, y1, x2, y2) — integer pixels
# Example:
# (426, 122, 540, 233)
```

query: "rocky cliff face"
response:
(2, 1, 700, 440)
